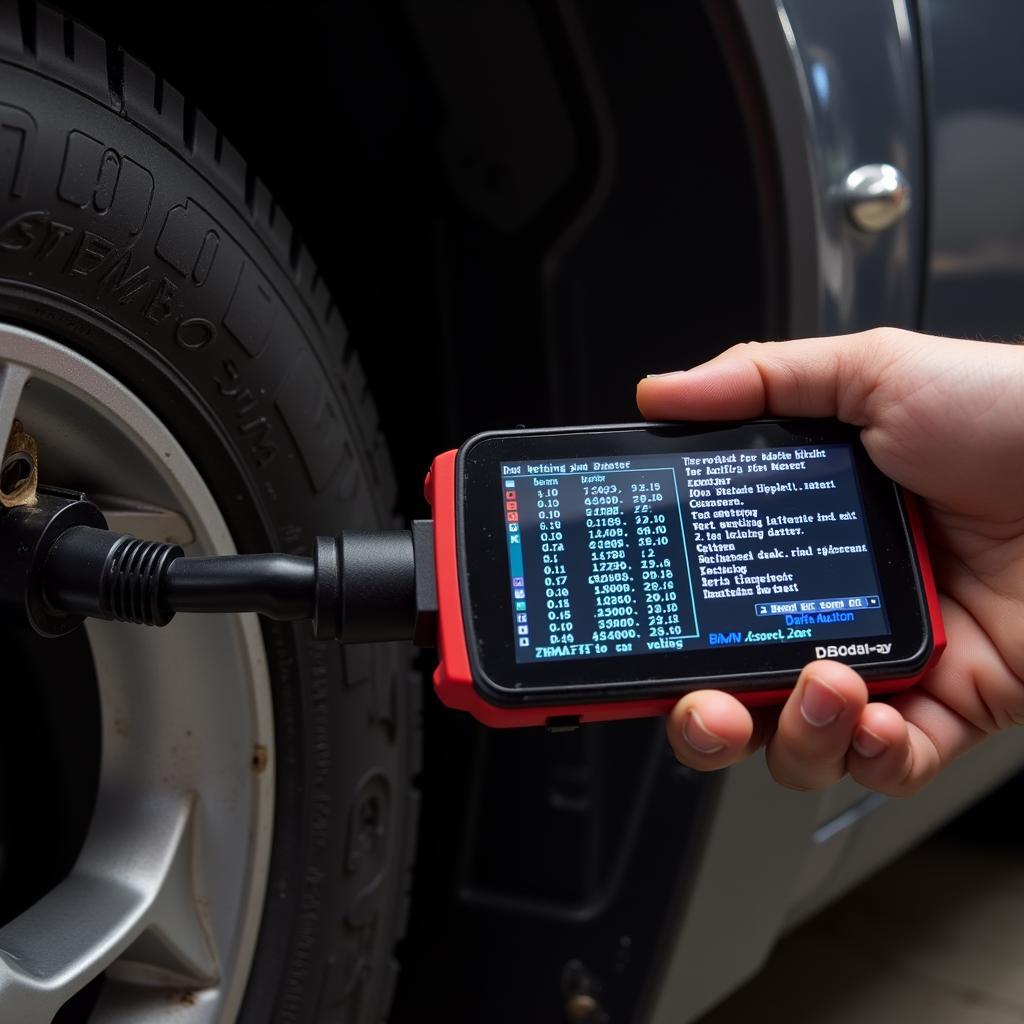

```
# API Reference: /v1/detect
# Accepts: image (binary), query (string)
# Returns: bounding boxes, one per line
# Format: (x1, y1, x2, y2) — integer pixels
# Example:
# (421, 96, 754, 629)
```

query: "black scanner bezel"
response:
(457, 421, 933, 707)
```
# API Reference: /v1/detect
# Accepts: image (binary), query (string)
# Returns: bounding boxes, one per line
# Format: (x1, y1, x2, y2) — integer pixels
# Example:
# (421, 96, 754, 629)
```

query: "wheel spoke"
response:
(0, 874, 139, 1023)
(103, 801, 218, 990)
(0, 361, 29, 452)
(0, 795, 217, 1021)
(0, 326, 274, 1024)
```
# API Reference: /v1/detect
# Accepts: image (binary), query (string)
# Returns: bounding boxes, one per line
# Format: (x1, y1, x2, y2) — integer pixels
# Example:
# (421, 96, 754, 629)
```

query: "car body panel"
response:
(644, 3, 1024, 1020)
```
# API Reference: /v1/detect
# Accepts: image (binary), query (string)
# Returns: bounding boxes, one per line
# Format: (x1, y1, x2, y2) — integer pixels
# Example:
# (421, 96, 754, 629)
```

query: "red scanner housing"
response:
(426, 439, 945, 730)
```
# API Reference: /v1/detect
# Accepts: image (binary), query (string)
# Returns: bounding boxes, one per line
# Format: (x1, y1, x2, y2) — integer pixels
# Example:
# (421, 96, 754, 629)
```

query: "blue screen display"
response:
(499, 443, 891, 664)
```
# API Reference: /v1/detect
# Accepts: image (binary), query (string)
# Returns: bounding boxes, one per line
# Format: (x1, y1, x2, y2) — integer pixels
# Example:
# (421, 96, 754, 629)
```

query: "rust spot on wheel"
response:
(1, 420, 38, 508)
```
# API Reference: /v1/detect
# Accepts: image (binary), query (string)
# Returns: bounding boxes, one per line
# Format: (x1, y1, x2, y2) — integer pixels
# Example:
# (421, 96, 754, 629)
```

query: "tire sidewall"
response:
(0, 40, 417, 1024)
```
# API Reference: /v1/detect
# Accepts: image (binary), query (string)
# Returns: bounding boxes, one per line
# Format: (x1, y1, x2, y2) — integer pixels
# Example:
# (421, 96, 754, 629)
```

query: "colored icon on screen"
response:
(518, 637, 530, 647)
(517, 625, 528, 636)
(516, 613, 528, 623)
(513, 588, 526, 599)
(515, 601, 526, 611)
(512, 577, 524, 587)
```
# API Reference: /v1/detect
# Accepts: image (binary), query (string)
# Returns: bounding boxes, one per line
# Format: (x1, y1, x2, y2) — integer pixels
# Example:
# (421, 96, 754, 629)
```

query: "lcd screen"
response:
(498, 443, 890, 665)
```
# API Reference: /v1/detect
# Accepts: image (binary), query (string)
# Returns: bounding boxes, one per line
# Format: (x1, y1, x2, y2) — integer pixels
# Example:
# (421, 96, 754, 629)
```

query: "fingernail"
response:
(853, 726, 889, 759)
(683, 709, 727, 754)
(645, 370, 688, 380)
(800, 677, 847, 727)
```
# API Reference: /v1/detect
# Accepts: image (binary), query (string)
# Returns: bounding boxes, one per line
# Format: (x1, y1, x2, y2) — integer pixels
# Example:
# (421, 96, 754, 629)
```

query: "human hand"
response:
(636, 328, 1024, 795)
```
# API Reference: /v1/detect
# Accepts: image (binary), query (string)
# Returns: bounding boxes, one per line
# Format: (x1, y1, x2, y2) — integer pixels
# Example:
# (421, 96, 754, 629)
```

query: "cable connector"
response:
(0, 488, 438, 645)
(0, 487, 107, 637)
(46, 526, 183, 627)
(311, 522, 436, 644)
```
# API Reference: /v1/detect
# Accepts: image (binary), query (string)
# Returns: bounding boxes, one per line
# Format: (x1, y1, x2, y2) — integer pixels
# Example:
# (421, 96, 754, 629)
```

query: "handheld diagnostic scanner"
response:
(425, 420, 943, 727)
(1, 419, 944, 729)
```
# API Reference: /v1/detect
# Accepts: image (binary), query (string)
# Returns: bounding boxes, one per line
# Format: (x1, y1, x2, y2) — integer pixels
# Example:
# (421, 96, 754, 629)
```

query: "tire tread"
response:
(0, 3, 421, 1019)
(0, 2, 399, 515)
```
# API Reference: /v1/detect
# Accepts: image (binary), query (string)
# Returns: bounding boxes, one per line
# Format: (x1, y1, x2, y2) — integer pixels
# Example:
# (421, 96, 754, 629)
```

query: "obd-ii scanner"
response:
(0, 420, 944, 729)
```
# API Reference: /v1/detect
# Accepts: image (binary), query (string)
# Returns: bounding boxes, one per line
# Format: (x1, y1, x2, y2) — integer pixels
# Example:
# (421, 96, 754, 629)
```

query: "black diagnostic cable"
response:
(0, 487, 438, 645)
(0, 420, 945, 730)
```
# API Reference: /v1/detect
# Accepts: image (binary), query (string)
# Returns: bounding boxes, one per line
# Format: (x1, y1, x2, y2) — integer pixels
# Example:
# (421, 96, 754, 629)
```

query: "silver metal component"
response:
(731, 0, 923, 332)
(0, 324, 274, 1023)
(0, 362, 30, 467)
(838, 162, 911, 232)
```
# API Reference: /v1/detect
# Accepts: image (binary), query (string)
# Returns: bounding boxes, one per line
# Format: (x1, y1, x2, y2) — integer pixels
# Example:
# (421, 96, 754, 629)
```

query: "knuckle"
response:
(860, 325, 907, 350)
(729, 339, 767, 359)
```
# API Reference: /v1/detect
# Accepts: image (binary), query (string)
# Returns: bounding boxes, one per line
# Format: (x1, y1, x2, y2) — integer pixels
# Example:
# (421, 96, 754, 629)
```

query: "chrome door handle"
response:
(837, 163, 910, 232)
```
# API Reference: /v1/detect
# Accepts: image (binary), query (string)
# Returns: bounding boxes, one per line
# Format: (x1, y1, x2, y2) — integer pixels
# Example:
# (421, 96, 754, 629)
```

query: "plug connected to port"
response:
(0, 487, 437, 646)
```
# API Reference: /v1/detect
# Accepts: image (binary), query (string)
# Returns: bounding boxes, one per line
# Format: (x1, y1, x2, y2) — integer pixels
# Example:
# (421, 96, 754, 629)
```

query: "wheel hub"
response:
(0, 323, 274, 1023)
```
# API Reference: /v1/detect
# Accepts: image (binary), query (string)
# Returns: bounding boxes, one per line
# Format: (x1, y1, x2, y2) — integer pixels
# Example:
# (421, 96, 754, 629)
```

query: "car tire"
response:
(0, 3, 420, 1021)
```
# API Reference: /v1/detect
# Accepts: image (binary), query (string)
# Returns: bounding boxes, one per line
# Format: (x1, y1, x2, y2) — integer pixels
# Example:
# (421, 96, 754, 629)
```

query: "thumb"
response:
(636, 329, 899, 424)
